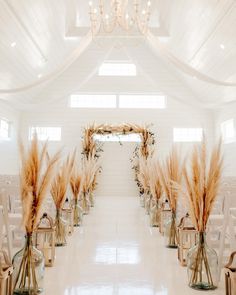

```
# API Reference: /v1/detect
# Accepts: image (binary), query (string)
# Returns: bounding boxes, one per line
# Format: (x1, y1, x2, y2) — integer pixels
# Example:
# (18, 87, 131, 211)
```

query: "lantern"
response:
(0, 250, 13, 295)
(159, 199, 171, 235)
(224, 251, 236, 295)
(34, 213, 56, 267)
(62, 198, 74, 235)
(177, 213, 197, 266)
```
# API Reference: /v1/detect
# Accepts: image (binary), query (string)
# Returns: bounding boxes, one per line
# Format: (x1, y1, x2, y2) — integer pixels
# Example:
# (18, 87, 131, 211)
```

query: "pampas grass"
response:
(179, 138, 223, 290)
(70, 167, 82, 201)
(81, 156, 100, 213)
(20, 135, 60, 234)
(50, 151, 75, 210)
(157, 146, 184, 247)
(149, 160, 163, 226)
(70, 166, 83, 226)
(50, 151, 75, 246)
(81, 156, 100, 194)
(158, 146, 184, 213)
(149, 161, 163, 201)
(181, 139, 223, 232)
(14, 135, 60, 294)
(138, 156, 151, 193)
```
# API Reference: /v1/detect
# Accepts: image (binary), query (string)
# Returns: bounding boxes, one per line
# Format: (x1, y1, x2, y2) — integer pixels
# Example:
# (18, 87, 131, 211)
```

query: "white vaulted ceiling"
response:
(0, 0, 236, 109)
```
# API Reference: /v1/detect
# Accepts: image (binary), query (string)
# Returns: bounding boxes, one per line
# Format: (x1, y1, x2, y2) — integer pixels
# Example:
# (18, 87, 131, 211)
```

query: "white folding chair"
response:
(0, 208, 4, 250)
(217, 192, 236, 281)
(0, 190, 13, 259)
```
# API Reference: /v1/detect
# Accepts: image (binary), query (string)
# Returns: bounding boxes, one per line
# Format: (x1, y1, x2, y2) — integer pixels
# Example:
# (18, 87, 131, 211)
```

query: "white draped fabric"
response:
(146, 32, 236, 87)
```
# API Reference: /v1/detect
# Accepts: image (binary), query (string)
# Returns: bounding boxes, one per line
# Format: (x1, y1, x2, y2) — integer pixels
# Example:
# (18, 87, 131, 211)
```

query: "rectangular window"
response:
(173, 128, 203, 142)
(221, 119, 235, 143)
(119, 95, 166, 109)
(29, 127, 61, 141)
(93, 133, 141, 143)
(98, 62, 136, 76)
(0, 119, 10, 140)
(70, 95, 116, 108)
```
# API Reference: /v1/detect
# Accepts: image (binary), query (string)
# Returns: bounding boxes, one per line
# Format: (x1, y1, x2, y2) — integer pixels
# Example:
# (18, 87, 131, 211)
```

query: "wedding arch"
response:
(81, 123, 155, 160)
(81, 123, 156, 196)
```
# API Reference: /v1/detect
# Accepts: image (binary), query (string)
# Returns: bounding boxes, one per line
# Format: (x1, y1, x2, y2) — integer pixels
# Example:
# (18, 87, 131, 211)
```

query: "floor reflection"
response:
(64, 285, 113, 295)
(95, 244, 140, 265)
(64, 284, 168, 295)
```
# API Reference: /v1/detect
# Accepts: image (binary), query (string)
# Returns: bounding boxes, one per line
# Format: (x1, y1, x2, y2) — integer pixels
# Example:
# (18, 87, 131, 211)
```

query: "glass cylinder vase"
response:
(187, 232, 218, 290)
(144, 192, 151, 215)
(89, 191, 94, 207)
(164, 213, 178, 248)
(150, 199, 160, 227)
(81, 192, 90, 215)
(12, 234, 44, 294)
(54, 209, 67, 246)
(72, 198, 83, 227)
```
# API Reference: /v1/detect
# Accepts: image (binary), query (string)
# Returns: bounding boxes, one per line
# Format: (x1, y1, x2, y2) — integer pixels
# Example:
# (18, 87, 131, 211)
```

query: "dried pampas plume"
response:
(70, 166, 82, 200)
(20, 135, 60, 234)
(149, 161, 163, 200)
(51, 150, 76, 209)
(81, 156, 100, 193)
(158, 146, 184, 213)
(181, 138, 223, 232)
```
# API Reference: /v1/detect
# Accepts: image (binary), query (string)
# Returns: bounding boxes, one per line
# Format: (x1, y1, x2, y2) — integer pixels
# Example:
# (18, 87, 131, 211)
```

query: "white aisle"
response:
(44, 197, 224, 295)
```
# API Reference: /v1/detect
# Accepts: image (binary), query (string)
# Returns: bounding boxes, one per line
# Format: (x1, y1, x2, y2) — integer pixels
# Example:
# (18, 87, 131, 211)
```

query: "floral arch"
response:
(81, 123, 156, 199)
(81, 123, 155, 161)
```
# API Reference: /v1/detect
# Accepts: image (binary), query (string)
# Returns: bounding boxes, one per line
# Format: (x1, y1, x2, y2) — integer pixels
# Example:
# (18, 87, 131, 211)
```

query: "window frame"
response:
(221, 119, 235, 144)
(118, 94, 166, 109)
(98, 62, 137, 77)
(0, 118, 11, 140)
(93, 133, 142, 143)
(70, 94, 117, 109)
(173, 127, 203, 142)
(29, 127, 62, 142)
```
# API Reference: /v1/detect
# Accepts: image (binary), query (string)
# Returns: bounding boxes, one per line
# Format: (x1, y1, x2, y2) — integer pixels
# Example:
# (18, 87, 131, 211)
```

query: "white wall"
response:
(0, 101, 20, 174)
(214, 102, 236, 176)
(19, 95, 214, 197)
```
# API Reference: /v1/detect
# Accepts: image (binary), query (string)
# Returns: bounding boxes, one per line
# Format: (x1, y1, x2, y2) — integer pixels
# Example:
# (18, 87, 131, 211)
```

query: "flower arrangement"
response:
(70, 166, 83, 226)
(158, 146, 184, 247)
(13, 135, 60, 294)
(180, 139, 223, 290)
(50, 152, 75, 246)
(81, 156, 100, 213)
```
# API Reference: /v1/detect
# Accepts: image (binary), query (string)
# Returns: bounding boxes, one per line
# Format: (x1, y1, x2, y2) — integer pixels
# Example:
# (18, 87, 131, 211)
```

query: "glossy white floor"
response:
(44, 197, 225, 295)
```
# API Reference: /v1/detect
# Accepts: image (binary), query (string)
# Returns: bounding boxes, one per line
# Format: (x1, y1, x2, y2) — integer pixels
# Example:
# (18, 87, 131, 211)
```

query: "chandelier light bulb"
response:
(94, 8, 97, 14)
(89, 1, 93, 7)
(147, 1, 151, 7)
(125, 13, 129, 19)
(105, 14, 109, 19)
(142, 10, 146, 15)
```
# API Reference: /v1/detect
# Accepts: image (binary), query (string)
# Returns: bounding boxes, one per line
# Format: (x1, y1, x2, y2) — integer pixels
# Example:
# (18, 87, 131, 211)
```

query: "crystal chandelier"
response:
(88, 0, 152, 36)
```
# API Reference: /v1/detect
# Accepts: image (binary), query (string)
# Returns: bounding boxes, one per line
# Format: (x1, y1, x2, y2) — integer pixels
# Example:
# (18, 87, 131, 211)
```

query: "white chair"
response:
(0, 190, 13, 259)
(217, 192, 236, 281)
(0, 209, 4, 250)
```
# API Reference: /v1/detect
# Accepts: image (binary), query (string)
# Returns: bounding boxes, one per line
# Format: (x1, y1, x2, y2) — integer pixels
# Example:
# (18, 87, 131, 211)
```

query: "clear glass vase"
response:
(72, 198, 83, 227)
(150, 199, 159, 227)
(164, 213, 178, 248)
(187, 232, 218, 290)
(12, 234, 44, 294)
(89, 191, 94, 207)
(144, 193, 151, 215)
(81, 192, 90, 215)
(54, 209, 67, 246)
